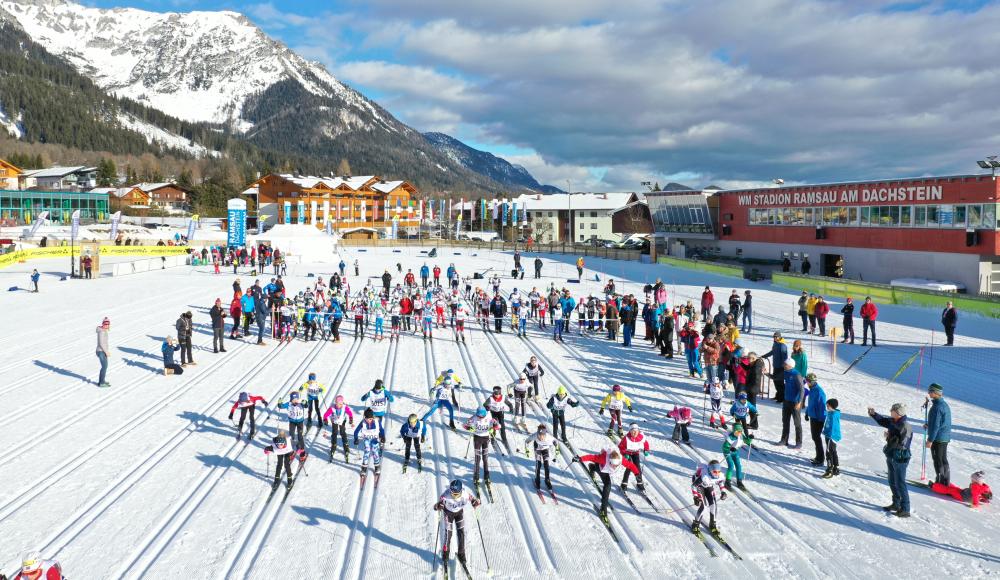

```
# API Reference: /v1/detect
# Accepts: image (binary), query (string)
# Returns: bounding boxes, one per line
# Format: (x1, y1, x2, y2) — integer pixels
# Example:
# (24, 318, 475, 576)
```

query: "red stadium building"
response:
(647, 174, 1000, 293)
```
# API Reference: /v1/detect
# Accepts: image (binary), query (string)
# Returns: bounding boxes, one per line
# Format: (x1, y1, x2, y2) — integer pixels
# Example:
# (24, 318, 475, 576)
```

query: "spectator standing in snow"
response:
(779, 359, 804, 449)
(760, 332, 789, 403)
(30, 269, 40, 292)
(95, 317, 110, 387)
(940, 301, 957, 346)
(210, 298, 227, 353)
(924, 383, 951, 486)
(797, 290, 809, 332)
(700, 286, 714, 320)
(804, 373, 827, 466)
(534, 257, 543, 278)
(814, 296, 829, 336)
(740, 290, 753, 332)
(840, 297, 855, 344)
(802, 257, 812, 275)
(867, 402, 913, 517)
(860, 296, 878, 346)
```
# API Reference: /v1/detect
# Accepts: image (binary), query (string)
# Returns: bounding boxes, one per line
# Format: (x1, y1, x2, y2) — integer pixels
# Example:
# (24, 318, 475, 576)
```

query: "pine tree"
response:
(337, 158, 352, 177)
(96, 158, 118, 186)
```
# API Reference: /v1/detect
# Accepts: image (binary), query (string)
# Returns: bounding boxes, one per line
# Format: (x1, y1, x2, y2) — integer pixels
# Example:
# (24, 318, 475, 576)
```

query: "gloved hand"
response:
(628, 406, 634, 412)
(572, 456, 581, 463)
(263, 400, 269, 407)
(720, 491, 728, 501)
(421, 436, 426, 444)
(693, 495, 702, 507)
(525, 449, 531, 459)
(380, 436, 386, 444)
(353, 439, 359, 446)
(433, 503, 442, 511)
(228, 413, 234, 420)
(599, 408, 605, 416)
(264, 448, 272, 455)
(472, 498, 482, 508)
(644, 451, 650, 458)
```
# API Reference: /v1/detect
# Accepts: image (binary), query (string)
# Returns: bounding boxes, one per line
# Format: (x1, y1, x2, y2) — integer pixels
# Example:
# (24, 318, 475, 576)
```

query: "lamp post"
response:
(566, 179, 572, 244)
(977, 156, 1000, 177)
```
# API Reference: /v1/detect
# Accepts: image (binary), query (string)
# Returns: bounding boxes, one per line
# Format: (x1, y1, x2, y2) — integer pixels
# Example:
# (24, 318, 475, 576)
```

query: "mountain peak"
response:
(423, 132, 562, 193)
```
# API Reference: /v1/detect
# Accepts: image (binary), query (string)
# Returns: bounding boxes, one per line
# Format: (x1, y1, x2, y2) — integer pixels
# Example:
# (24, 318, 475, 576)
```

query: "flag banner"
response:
(283, 202, 291, 224)
(492, 199, 499, 220)
(522, 201, 527, 223)
(297, 201, 305, 224)
(107, 211, 120, 241)
(439, 199, 446, 222)
(310, 200, 318, 224)
(457, 198, 464, 222)
(30, 210, 49, 238)
(449, 198, 453, 221)
(391, 217, 399, 240)
(186, 214, 198, 241)
(323, 200, 330, 225)
(227, 199, 247, 247)
(502, 201, 509, 226)
(374, 200, 379, 222)
(361, 200, 367, 222)
(512, 202, 518, 226)
(336, 200, 342, 222)
(419, 199, 424, 221)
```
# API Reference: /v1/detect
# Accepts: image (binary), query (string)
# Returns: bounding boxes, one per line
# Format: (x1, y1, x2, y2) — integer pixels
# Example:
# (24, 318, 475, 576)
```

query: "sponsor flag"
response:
(30, 210, 49, 238)
(186, 214, 198, 240)
(71, 209, 81, 239)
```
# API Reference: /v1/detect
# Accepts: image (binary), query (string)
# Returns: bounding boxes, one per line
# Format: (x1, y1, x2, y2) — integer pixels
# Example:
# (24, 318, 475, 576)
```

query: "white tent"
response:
(252, 224, 336, 262)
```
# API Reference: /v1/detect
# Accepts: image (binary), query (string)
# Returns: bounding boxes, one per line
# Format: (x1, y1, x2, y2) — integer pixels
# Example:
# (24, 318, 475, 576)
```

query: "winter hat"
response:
(289, 392, 300, 401)
(308, 372, 317, 381)
(101, 317, 110, 327)
(537, 424, 548, 432)
(972, 471, 986, 484)
(612, 384, 622, 392)
(476, 407, 488, 417)
(805, 373, 818, 382)
(335, 395, 345, 406)
(557, 386, 568, 396)
(215, 298, 222, 304)
(374, 379, 384, 390)
(890, 403, 906, 415)
(732, 423, 744, 432)
(784, 358, 795, 369)
(928, 383, 943, 394)
(737, 392, 747, 400)
(629, 423, 639, 432)
(773, 331, 782, 339)
(708, 460, 722, 473)
(238, 392, 249, 403)
(827, 398, 839, 410)
(364, 408, 374, 419)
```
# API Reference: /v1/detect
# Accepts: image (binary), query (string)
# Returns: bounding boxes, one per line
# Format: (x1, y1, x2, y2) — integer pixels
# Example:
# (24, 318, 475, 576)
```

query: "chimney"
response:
(602, 193, 608, 200)
(536, 194, 541, 200)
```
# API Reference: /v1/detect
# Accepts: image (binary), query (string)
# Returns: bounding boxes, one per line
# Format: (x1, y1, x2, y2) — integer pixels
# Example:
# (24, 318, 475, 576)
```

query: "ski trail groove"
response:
(424, 336, 454, 575)
(221, 336, 365, 579)
(456, 334, 556, 574)
(112, 339, 330, 579)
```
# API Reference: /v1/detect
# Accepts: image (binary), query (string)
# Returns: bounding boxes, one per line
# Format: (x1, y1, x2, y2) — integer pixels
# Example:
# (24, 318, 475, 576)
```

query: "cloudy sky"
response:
(93, 0, 1000, 191)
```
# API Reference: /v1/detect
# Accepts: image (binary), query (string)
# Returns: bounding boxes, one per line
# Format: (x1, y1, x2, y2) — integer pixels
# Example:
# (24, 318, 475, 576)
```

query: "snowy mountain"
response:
(0, 0, 503, 192)
(424, 132, 563, 193)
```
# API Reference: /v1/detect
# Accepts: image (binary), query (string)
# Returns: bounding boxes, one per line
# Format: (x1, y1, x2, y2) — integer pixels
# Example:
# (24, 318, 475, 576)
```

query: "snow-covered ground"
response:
(0, 246, 997, 579)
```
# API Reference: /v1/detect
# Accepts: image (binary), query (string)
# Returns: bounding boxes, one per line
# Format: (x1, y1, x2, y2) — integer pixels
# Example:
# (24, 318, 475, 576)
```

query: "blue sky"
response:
(84, 0, 1000, 191)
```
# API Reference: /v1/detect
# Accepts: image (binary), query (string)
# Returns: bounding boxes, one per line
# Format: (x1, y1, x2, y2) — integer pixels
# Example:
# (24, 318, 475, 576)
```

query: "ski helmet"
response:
(556, 386, 567, 397)
(612, 384, 622, 392)
(449, 479, 463, 495)
(238, 392, 249, 403)
(519, 372, 527, 381)
(408, 414, 418, 425)
(443, 377, 454, 387)
(629, 423, 639, 433)
(21, 552, 41, 573)
(335, 395, 345, 406)
(476, 407, 488, 418)
(289, 392, 300, 401)
(492, 386, 502, 395)
(373, 379, 384, 391)
(708, 460, 723, 473)
(737, 392, 748, 400)
(364, 408, 375, 419)
(308, 372, 316, 381)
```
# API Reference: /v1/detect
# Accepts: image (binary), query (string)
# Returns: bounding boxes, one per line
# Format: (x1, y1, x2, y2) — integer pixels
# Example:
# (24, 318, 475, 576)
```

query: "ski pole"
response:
(920, 397, 929, 481)
(702, 391, 707, 426)
(266, 453, 270, 481)
(464, 434, 473, 460)
(432, 509, 442, 571)
(474, 507, 492, 574)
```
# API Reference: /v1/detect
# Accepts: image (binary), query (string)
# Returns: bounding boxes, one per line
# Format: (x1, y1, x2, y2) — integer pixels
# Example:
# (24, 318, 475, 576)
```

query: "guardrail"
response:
(772, 272, 1000, 318)
(656, 255, 746, 278)
(109, 254, 190, 277)
(337, 238, 643, 262)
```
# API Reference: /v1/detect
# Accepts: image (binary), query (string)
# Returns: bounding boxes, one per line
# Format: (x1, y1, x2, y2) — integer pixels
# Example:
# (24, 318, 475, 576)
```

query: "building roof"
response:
(607, 199, 649, 215)
(716, 173, 995, 195)
(371, 180, 405, 193)
(132, 182, 172, 192)
(513, 192, 636, 211)
(22, 166, 96, 178)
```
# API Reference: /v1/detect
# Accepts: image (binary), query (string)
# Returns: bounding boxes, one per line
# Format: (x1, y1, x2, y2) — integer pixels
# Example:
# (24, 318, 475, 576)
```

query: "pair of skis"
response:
(535, 484, 559, 505)
(691, 524, 742, 560)
(472, 479, 495, 503)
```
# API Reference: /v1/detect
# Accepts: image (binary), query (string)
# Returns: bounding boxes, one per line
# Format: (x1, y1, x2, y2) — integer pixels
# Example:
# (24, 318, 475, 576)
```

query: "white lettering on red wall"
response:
(737, 185, 943, 207)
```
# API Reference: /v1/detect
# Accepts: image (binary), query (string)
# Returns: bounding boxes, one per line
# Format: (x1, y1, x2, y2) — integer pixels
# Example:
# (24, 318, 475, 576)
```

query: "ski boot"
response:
(736, 480, 747, 491)
(272, 478, 281, 491)
(606, 428, 614, 437)
(821, 467, 833, 479)
(561, 437, 568, 444)
(690, 520, 700, 534)
(343, 445, 350, 463)
(484, 475, 491, 485)
(637, 482, 646, 493)
(235, 431, 242, 441)
(620, 482, 628, 492)
(449, 419, 457, 431)
(831, 467, 840, 477)
(546, 478, 553, 490)
(417, 459, 423, 472)
(616, 428, 624, 437)
(709, 518, 719, 534)
(534, 477, 541, 490)
(306, 419, 312, 430)
(725, 479, 732, 490)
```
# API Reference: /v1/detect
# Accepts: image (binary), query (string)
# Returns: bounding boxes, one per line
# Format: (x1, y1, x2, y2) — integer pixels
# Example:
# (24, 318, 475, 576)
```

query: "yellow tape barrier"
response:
(0, 246, 189, 270)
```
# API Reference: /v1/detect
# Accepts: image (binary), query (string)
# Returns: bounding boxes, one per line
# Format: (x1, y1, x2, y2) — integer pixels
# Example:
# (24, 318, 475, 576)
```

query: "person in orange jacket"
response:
(860, 296, 878, 346)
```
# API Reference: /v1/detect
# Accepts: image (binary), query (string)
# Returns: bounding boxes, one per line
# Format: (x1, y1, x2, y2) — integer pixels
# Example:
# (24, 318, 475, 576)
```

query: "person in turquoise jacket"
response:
(722, 422, 753, 490)
(804, 373, 827, 466)
(821, 398, 841, 478)
(924, 383, 951, 486)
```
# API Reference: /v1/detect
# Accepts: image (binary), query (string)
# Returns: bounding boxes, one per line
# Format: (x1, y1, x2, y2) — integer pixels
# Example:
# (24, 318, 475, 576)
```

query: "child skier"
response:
(276, 392, 307, 449)
(279, 298, 296, 342)
(422, 376, 459, 430)
(618, 423, 651, 492)
(508, 373, 532, 430)
(464, 407, 501, 485)
(667, 405, 693, 444)
(11, 551, 63, 580)
(522, 356, 545, 400)
(690, 460, 727, 535)
(931, 471, 992, 507)
(372, 300, 386, 341)
(228, 391, 269, 441)
(485, 385, 515, 448)
(389, 300, 402, 341)
(722, 423, 752, 490)
(599, 384, 634, 437)
(706, 377, 727, 429)
(353, 408, 386, 485)
(525, 424, 561, 490)
(264, 430, 306, 490)
(422, 304, 435, 339)
(546, 386, 579, 443)
(433, 480, 481, 571)
(298, 372, 326, 429)
(729, 392, 757, 434)
(821, 398, 842, 478)
(575, 447, 640, 517)
(322, 394, 354, 462)
(400, 413, 427, 472)
(361, 379, 395, 427)
(454, 301, 467, 342)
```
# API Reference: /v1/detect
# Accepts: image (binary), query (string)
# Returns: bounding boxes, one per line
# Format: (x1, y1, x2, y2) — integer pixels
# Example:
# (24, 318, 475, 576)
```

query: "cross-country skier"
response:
(546, 386, 578, 443)
(706, 377, 727, 429)
(722, 423, 752, 490)
(422, 303, 435, 339)
(599, 384, 634, 437)
(389, 300, 402, 340)
(522, 356, 545, 400)
(400, 413, 427, 471)
(264, 430, 305, 490)
(323, 394, 354, 462)
(299, 372, 326, 429)
(433, 480, 481, 571)
(729, 392, 757, 434)
(422, 376, 459, 430)
(575, 447, 639, 517)
(618, 423, 650, 492)
(9, 551, 63, 580)
(668, 405, 693, 444)
(690, 460, 727, 535)
(279, 298, 296, 342)
(277, 392, 307, 449)
(525, 424, 561, 490)
(484, 385, 515, 447)
(354, 408, 386, 485)
(464, 407, 500, 485)
(361, 379, 395, 427)
(229, 391, 269, 441)
(454, 301, 468, 342)
(508, 373, 532, 429)
(372, 298, 386, 341)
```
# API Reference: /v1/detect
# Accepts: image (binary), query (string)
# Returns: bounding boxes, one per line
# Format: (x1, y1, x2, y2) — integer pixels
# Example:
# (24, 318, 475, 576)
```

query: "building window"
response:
(590, 211, 597, 218)
(579, 234, 585, 241)
(954, 205, 967, 227)
(926, 205, 939, 226)
(900, 205, 912, 226)
(548, 211, 553, 218)
(590, 223, 597, 229)
(914, 206, 926, 226)
(968, 204, 982, 228)
(579, 222, 585, 230)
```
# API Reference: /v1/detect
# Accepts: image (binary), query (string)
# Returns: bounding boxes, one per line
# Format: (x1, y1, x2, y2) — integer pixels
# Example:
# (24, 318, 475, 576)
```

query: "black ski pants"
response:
(589, 464, 613, 513)
(534, 449, 552, 487)
(442, 511, 467, 560)
(274, 453, 293, 484)
(330, 423, 348, 455)
(404, 435, 422, 463)
(289, 422, 305, 450)
(179, 337, 194, 365)
(473, 436, 491, 479)
(810, 418, 825, 462)
(622, 452, 643, 485)
(491, 411, 508, 446)
(237, 407, 256, 433)
(306, 399, 321, 423)
(551, 411, 567, 441)
(931, 441, 950, 485)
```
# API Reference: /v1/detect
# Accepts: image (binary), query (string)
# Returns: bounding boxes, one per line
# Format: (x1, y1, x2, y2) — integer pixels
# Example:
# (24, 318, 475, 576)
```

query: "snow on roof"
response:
(512, 192, 636, 211)
(258, 224, 328, 238)
(131, 182, 172, 192)
(371, 180, 405, 193)
(23, 166, 93, 178)
(90, 187, 141, 198)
